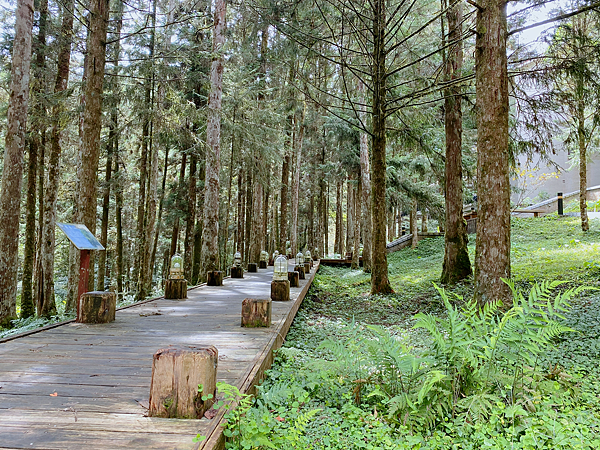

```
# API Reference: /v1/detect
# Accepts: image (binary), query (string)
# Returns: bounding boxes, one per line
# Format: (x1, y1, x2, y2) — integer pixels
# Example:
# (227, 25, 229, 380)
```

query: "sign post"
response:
(57, 223, 105, 317)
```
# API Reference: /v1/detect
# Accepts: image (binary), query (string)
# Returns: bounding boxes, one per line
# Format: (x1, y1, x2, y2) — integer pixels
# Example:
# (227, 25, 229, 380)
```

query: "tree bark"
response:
(474, 0, 511, 305)
(290, 101, 305, 257)
(358, 81, 372, 272)
(75, 0, 109, 298)
(351, 180, 360, 269)
(441, 0, 472, 284)
(280, 148, 290, 252)
(577, 78, 589, 232)
(184, 155, 197, 277)
(334, 179, 344, 255)
(22, 0, 48, 318)
(170, 153, 187, 257)
(248, 168, 263, 263)
(200, 0, 226, 278)
(0, 0, 34, 321)
(370, 0, 393, 294)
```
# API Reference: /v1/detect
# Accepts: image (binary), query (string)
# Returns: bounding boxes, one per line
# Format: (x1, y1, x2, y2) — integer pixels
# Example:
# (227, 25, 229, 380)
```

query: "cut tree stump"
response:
(258, 261, 267, 269)
(304, 262, 310, 274)
(295, 265, 305, 280)
(248, 263, 257, 272)
(288, 271, 299, 287)
(77, 291, 116, 324)
(149, 345, 218, 419)
(207, 271, 223, 286)
(164, 279, 188, 300)
(241, 298, 271, 327)
(230, 266, 243, 278)
(271, 280, 290, 302)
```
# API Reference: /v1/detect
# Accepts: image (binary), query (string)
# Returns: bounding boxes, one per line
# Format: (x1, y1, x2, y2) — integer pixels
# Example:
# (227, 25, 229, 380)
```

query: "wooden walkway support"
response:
(0, 259, 318, 450)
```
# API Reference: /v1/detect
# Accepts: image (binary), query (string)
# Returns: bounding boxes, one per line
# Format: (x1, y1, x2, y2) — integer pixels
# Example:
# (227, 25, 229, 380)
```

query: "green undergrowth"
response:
(226, 216, 600, 449)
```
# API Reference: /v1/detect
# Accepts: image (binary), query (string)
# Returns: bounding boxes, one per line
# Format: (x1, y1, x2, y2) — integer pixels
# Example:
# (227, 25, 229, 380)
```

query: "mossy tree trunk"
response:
(441, 0, 472, 285)
(0, 0, 34, 322)
(474, 0, 511, 306)
(200, 0, 226, 279)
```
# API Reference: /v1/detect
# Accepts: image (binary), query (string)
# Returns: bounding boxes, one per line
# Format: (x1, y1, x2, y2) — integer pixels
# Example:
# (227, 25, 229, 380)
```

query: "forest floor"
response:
(224, 215, 600, 450)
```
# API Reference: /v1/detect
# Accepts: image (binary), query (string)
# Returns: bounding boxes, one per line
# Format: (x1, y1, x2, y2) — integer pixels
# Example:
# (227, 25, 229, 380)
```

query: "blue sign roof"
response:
(56, 223, 105, 250)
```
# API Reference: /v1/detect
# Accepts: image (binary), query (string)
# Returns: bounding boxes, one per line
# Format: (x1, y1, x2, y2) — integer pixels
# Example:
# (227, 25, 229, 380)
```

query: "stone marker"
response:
(77, 291, 116, 324)
(271, 280, 290, 302)
(241, 298, 271, 327)
(248, 263, 258, 272)
(207, 271, 223, 286)
(149, 345, 218, 419)
(304, 262, 310, 274)
(258, 260, 268, 269)
(288, 271, 299, 287)
(294, 265, 305, 280)
(165, 279, 187, 300)
(231, 266, 244, 278)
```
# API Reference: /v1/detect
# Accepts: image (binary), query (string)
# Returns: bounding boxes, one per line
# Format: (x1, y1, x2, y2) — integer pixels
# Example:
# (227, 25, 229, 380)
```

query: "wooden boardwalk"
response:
(0, 262, 317, 450)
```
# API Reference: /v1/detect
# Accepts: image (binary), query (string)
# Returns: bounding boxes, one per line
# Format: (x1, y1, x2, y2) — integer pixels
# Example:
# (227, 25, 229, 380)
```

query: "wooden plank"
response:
(0, 426, 198, 450)
(0, 266, 313, 450)
(0, 409, 206, 434)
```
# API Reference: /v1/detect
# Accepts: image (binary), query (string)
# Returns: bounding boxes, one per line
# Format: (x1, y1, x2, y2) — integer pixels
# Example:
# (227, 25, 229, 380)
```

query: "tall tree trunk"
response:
(290, 101, 305, 257)
(222, 107, 237, 267)
(0, 0, 34, 322)
(358, 81, 372, 272)
(249, 169, 263, 263)
(351, 180, 360, 269)
(316, 147, 325, 259)
(279, 148, 290, 252)
(370, 0, 393, 294)
(151, 147, 170, 282)
(200, 0, 226, 278)
(474, 0, 511, 305)
(140, 126, 159, 297)
(236, 167, 244, 252)
(75, 0, 109, 298)
(192, 165, 205, 284)
(244, 170, 252, 261)
(22, 139, 37, 318)
(22, 0, 48, 318)
(441, 0, 471, 284)
(577, 79, 589, 232)
(97, 143, 113, 291)
(346, 178, 353, 252)
(334, 179, 344, 255)
(170, 153, 187, 257)
(184, 155, 197, 278)
(47, 0, 75, 312)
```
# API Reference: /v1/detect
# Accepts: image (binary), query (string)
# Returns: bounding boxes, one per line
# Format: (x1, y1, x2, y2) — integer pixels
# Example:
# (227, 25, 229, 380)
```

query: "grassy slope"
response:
(242, 216, 600, 449)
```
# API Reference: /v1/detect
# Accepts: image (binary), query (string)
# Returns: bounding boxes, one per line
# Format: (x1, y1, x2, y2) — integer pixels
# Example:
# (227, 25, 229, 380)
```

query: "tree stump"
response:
(231, 266, 243, 278)
(248, 263, 257, 272)
(77, 291, 116, 324)
(165, 279, 188, 300)
(241, 298, 271, 327)
(304, 262, 310, 274)
(258, 260, 267, 269)
(295, 265, 305, 280)
(271, 280, 290, 302)
(149, 345, 218, 419)
(288, 271, 299, 287)
(207, 271, 223, 286)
